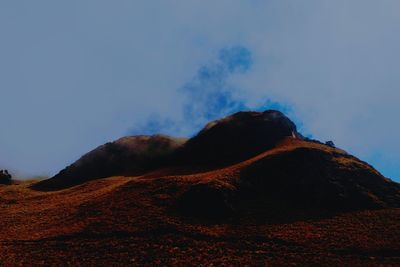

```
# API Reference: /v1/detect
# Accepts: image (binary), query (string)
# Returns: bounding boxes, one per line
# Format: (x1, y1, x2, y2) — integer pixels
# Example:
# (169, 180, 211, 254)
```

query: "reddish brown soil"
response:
(1, 139, 400, 266)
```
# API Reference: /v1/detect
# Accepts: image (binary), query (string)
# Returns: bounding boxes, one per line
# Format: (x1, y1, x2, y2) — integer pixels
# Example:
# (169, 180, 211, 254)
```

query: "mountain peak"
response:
(181, 110, 301, 165)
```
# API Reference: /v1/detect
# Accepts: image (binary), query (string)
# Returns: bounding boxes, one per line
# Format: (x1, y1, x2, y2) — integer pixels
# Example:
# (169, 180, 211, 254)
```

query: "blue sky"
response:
(0, 1, 399, 180)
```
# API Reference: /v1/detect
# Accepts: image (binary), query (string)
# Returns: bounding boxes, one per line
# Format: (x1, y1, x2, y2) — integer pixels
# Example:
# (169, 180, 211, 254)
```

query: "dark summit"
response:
(180, 110, 302, 166)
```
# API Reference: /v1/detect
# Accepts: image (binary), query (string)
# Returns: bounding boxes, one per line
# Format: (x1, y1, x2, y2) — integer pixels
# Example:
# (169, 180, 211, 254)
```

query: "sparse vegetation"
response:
(0, 172, 400, 265)
(325, 140, 335, 147)
(0, 169, 12, 184)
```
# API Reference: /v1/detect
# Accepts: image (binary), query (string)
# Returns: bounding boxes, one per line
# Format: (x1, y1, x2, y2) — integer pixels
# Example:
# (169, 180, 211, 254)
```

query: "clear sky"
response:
(0, 1, 399, 181)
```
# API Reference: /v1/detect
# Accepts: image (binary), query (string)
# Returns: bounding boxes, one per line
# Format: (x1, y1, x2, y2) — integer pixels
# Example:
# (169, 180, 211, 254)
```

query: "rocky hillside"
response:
(5, 110, 400, 265)
(33, 110, 400, 217)
(34, 135, 186, 190)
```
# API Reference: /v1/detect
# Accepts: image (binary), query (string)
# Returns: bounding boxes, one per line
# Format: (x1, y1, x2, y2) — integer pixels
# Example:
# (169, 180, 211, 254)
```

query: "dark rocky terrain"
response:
(2, 110, 400, 265)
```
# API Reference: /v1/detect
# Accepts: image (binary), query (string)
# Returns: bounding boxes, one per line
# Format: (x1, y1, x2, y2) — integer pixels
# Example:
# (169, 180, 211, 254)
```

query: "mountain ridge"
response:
(33, 110, 400, 217)
(3, 109, 400, 265)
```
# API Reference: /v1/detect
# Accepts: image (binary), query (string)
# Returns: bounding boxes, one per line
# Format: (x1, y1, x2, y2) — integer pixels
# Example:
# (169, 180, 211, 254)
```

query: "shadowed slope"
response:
(238, 145, 400, 213)
(177, 138, 400, 219)
(34, 135, 186, 190)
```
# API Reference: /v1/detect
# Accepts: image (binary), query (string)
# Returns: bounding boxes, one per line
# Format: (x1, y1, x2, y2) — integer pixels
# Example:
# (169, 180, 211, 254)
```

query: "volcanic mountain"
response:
(35, 110, 400, 216)
(3, 110, 400, 265)
(36, 110, 301, 189)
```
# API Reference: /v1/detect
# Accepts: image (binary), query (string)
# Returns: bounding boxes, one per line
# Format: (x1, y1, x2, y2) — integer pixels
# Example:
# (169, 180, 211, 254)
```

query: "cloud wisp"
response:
(130, 46, 250, 136)
(181, 46, 251, 131)
(131, 45, 292, 138)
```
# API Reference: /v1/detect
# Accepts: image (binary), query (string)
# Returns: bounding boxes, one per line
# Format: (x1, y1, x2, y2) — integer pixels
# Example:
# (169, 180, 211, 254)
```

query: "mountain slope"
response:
(177, 137, 400, 219)
(2, 175, 400, 265)
(34, 110, 400, 215)
(3, 110, 400, 265)
(35, 110, 302, 189)
(34, 135, 186, 190)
